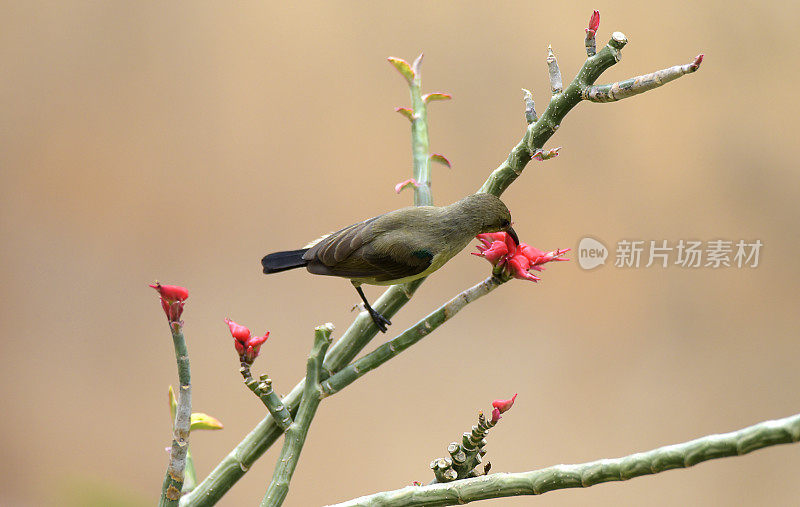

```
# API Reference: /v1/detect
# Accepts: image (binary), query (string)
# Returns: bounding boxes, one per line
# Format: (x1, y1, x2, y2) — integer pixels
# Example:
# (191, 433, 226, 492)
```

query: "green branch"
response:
(160, 322, 192, 506)
(329, 413, 800, 506)
(240, 364, 293, 432)
(261, 324, 333, 507)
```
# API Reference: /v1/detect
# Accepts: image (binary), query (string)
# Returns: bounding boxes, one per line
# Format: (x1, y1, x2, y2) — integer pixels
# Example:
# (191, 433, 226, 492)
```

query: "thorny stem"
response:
(430, 411, 498, 484)
(160, 322, 192, 506)
(329, 413, 800, 506)
(261, 324, 333, 507)
(240, 363, 293, 432)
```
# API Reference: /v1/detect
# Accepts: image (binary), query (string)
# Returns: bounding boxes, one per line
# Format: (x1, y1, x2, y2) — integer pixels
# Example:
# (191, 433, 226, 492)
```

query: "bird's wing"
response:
(303, 217, 433, 282)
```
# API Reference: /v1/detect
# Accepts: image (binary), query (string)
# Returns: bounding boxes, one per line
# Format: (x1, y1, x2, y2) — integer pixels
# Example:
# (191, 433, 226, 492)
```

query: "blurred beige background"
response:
(2, 1, 799, 506)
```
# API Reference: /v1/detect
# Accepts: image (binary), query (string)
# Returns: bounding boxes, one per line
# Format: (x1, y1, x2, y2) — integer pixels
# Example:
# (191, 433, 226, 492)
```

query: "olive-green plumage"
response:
(261, 192, 516, 332)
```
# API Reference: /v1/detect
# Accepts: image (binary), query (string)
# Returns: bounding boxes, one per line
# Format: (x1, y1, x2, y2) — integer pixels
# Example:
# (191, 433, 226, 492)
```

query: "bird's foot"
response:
(367, 307, 391, 333)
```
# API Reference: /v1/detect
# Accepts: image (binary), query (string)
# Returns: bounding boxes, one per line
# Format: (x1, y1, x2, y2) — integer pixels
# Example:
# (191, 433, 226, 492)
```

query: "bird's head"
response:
(457, 193, 518, 246)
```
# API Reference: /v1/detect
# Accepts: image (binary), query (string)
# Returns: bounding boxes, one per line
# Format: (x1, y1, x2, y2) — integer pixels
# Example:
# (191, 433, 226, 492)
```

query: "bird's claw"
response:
(368, 308, 391, 333)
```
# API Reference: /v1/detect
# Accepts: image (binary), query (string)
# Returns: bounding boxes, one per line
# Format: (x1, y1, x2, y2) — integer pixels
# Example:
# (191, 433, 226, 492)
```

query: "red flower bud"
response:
(224, 318, 251, 341)
(507, 254, 540, 282)
(492, 393, 517, 414)
(244, 332, 270, 363)
(471, 240, 509, 266)
(150, 282, 188, 323)
(690, 53, 704, 71)
(225, 318, 270, 364)
(587, 10, 600, 34)
(490, 408, 502, 424)
(476, 232, 511, 245)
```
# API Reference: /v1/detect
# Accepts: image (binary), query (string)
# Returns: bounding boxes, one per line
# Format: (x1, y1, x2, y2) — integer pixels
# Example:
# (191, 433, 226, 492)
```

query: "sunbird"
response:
(261, 193, 517, 332)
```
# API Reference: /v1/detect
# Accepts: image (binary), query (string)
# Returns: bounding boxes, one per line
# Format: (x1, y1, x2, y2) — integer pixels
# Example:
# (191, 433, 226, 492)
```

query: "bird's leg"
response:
(353, 283, 391, 333)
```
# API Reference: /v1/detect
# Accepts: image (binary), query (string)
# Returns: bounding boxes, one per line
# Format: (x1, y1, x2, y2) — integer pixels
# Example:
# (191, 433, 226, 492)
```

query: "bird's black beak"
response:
(507, 227, 519, 246)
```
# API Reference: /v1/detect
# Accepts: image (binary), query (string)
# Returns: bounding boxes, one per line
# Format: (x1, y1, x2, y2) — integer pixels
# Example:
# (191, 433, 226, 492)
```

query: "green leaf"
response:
(423, 93, 451, 103)
(191, 412, 224, 431)
(395, 107, 414, 121)
(387, 57, 415, 84)
(430, 153, 451, 168)
(168, 385, 177, 421)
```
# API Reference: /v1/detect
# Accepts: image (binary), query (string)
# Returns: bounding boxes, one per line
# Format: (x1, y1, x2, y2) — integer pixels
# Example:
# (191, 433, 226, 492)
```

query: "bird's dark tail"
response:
(261, 249, 310, 274)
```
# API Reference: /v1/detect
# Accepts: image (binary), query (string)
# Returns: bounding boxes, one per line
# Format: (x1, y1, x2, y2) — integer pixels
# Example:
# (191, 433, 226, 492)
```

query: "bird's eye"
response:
(500, 219, 510, 228)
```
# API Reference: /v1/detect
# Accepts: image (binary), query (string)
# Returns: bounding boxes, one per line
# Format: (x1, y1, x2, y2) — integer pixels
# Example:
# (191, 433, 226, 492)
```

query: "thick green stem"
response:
(160, 322, 192, 506)
(329, 413, 800, 506)
(321, 275, 507, 397)
(261, 324, 333, 507)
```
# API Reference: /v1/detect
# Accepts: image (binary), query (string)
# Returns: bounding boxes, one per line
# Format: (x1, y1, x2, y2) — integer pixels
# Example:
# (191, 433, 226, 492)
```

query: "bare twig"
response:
(521, 88, 537, 124)
(583, 54, 704, 102)
(546, 46, 562, 94)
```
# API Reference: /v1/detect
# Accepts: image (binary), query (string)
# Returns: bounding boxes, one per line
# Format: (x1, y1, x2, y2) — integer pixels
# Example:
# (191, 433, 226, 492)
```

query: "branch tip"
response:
(610, 31, 628, 49)
(412, 53, 424, 78)
(690, 53, 704, 70)
(546, 45, 563, 94)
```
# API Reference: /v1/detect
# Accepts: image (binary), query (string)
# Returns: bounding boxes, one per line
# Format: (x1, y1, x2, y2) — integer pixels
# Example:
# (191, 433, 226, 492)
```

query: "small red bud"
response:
(690, 53, 704, 70)
(492, 393, 517, 414)
(472, 240, 509, 266)
(490, 408, 502, 424)
(233, 340, 245, 355)
(225, 318, 251, 341)
(244, 332, 270, 363)
(587, 10, 600, 33)
(225, 318, 270, 364)
(150, 282, 188, 323)
(508, 254, 540, 282)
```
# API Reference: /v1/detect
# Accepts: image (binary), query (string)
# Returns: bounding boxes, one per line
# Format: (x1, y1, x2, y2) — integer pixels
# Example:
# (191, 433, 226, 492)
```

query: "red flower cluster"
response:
(490, 393, 517, 424)
(225, 318, 270, 364)
(472, 232, 569, 281)
(149, 282, 189, 323)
